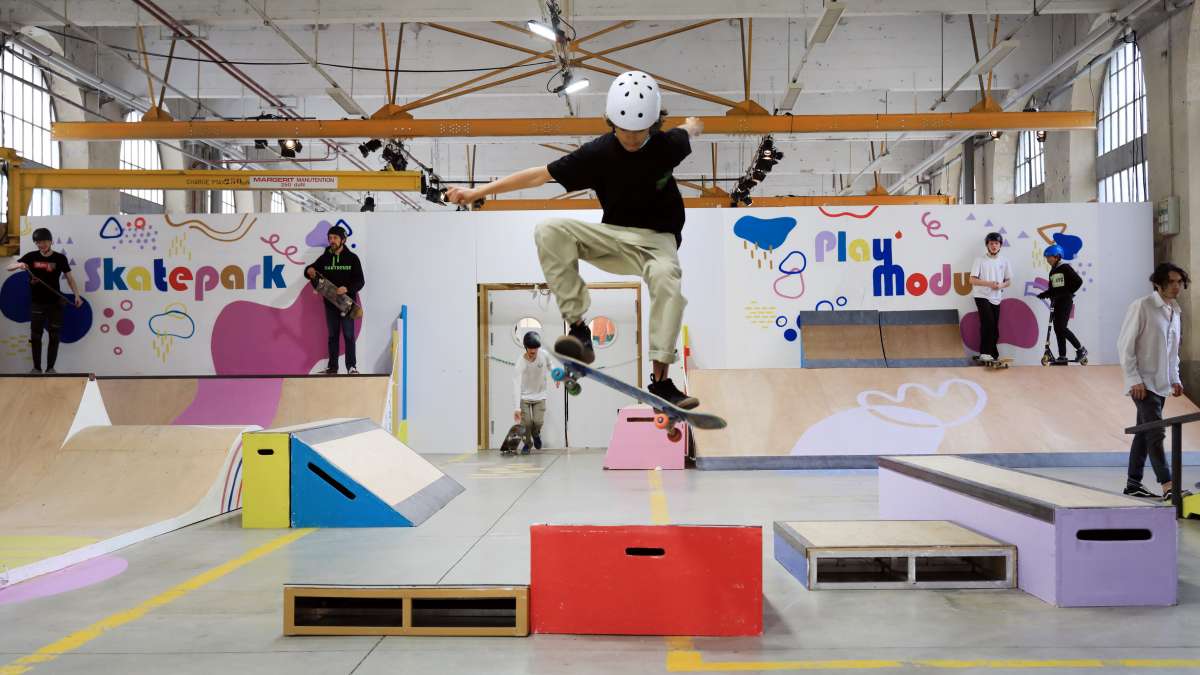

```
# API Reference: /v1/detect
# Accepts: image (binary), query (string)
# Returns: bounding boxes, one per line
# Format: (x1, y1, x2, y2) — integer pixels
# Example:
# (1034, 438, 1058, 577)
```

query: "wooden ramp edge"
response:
(284, 585, 529, 637)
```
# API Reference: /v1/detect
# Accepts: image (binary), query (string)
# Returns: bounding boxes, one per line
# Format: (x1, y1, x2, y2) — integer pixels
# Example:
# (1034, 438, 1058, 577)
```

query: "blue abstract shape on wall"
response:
(0, 272, 93, 342)
(1052, 232, 1083, 260)
(733, 215, 797, 251)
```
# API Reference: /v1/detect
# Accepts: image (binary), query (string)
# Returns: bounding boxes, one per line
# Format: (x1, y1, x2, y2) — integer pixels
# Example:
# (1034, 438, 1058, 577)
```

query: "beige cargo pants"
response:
(534, 217, 685, 365)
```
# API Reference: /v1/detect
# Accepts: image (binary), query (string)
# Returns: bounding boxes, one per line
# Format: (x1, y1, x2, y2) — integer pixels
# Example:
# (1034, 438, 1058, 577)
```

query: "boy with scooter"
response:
(1036, 244, 1087, 365)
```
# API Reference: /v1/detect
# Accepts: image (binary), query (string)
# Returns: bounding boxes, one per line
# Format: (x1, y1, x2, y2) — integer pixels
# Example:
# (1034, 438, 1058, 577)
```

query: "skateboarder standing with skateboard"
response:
(6, 227, 83, 374)
(1036, 244, 1087, 365)
(968, 232, 1012, 364)
(1118, 262, 1193, 501)
(512, 331, 557, 454)
(446, 71, 702, 409)
(304, 225, 364, 374)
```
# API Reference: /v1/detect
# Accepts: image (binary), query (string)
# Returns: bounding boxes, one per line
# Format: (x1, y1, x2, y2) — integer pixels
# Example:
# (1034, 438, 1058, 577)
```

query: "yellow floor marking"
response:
(0, 528, 314, 675)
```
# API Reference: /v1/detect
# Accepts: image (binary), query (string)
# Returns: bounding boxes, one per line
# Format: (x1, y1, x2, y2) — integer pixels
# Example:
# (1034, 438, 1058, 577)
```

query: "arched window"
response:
(0, 44, 62, 222)
(1096, 41, 1148, 202)
(1014, 130, 1045, 201)
(270, 191, 286, 213)
(119, 110, 163, 210)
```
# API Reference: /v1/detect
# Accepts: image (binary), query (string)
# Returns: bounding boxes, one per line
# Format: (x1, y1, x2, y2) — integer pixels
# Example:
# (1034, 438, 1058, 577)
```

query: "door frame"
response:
(477, 282, 643, 450)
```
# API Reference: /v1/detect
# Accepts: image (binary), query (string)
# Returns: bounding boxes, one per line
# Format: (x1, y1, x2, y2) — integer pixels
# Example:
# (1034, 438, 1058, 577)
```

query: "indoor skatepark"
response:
(4, 1, 1200, 673)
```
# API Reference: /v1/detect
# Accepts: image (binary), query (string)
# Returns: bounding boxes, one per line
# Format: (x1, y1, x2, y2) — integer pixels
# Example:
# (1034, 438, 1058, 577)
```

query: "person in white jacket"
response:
(1117, 262, 1193, 500)
(513, 331, 556, 454)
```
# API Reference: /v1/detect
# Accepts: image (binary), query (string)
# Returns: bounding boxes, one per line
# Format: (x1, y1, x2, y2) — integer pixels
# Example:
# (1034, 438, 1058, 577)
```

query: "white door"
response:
(486, 287, 566, 449)
(565, 287, 641, 448)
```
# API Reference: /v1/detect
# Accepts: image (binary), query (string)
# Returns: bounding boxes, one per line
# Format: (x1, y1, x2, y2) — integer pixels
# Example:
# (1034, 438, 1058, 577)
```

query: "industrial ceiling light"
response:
(563, 76, 590, 94)
(360, 195, 376, 212)
(278, 138, 302, 158)
(809, 1, 847, 45)
(359, 138, 383, 157)
(381, 141, 407, 171)
(327, 85, 367, 117)
(967, 39, 1021, 77)
(551, 70, 590, 96)
(527, 20, 558, 41)
(254, 139, 268, 149)
(989, 130, 1003, 140)
(1036, 130, 1047, 143)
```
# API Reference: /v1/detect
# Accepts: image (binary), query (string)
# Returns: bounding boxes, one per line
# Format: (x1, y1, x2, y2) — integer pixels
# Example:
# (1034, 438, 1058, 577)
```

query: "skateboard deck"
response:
(975, 357, 1014, 370)
(551, 351, 726, 442)
(314, 275, 363, 318)
(499, 423, 527, 455)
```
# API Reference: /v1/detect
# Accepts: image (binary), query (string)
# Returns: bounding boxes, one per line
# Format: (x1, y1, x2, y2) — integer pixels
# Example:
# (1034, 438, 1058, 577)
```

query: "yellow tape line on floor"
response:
(0, 528, 315, 675)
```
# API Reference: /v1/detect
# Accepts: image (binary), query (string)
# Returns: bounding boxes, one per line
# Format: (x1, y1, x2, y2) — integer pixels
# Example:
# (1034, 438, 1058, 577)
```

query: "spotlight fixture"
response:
(253, 139, 268, 149)
(380, 141, 408, 171)
(360, 195, 376, 212)
(549, 70, 589, 96)
(562, 76, 590, 94)
(989, 130, 1003, 140)
(1036, 129, 1047, 143)
(359, 138, 383, 158)
(422, 174, 445, 205)
(278, 138, 302, 158)
(527, 20, 558, 41)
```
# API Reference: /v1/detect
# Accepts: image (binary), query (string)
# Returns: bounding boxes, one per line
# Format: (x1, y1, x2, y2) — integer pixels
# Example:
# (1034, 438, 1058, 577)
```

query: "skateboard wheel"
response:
(551, 367, 565, 382)
(1040, 355, 1050, 366)
(666, 427, 683, 443)
(565, 381, 582, 396)
(653, 413, 670, 430)
(1080, 357, 1088, 366)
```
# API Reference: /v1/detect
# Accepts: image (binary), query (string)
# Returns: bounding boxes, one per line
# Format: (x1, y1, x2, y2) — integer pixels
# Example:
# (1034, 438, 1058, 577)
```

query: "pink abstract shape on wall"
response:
(173, 378, 283, 428)
(211, 287, 362, 375)
(960, 298, 1040, 352)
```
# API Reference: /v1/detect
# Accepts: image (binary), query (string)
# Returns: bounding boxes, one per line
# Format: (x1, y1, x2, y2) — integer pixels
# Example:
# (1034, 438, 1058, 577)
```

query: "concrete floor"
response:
(2, 450, 1199, 674)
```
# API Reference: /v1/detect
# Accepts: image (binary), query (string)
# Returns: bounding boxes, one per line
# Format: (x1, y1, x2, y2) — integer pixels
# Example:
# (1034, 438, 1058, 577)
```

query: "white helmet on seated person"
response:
(605, 71, 661, 132)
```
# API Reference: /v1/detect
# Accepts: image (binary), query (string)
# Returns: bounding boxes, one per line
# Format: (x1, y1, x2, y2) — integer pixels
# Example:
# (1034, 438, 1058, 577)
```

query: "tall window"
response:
(1, 44, 62, 223)
(218, 190, 236, 214)
(1096, 41, 1148, 202)
(1014, 130, 1045, 200)
(270, 191, 286, 213)
(119, 110, 163, 207)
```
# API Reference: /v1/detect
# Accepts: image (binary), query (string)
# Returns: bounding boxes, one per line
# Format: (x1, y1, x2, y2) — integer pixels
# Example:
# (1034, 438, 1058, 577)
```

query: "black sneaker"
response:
(1123, 484, 1157, 498)
(1163, 489, 1195, 502)
(554, 321, 595, 364)
(1052, 356, 1069, 366)
(533, 435, 542, 450)
(322, 367, 338, 375)
(648, 376, 700, 410)
(1076, 347, 1088, 361)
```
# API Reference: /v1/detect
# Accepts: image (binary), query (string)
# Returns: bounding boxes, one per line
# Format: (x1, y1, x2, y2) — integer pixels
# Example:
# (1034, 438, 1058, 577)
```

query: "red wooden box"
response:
(530, 524, 762, 636)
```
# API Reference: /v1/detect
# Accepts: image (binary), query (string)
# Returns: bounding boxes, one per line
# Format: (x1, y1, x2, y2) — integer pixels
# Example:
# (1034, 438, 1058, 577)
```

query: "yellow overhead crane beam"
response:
(51, 111, 1094, 141)
(0, 147, 421, 255)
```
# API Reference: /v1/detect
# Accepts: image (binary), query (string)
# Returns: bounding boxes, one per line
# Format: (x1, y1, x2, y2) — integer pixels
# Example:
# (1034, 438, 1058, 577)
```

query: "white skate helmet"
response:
(605, 71, 661, 131)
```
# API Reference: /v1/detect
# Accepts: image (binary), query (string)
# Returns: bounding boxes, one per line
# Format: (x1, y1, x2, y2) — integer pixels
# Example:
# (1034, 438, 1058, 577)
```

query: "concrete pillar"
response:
(87, 99, 124, 214)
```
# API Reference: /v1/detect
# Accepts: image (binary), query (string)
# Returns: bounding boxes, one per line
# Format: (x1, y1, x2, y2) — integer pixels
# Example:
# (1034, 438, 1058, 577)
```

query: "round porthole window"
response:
(589, 316, 617, 350)
(513, 317, 543, 348)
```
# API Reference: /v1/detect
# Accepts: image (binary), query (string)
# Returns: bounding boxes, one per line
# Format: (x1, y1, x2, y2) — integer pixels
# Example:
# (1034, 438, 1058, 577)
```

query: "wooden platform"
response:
(879, 310, 971, 368)
(773, 520, 1015, 590)
(798, 311, 885, 368)
(284, 585, 529, 637)
(879, 455, 1178, 606)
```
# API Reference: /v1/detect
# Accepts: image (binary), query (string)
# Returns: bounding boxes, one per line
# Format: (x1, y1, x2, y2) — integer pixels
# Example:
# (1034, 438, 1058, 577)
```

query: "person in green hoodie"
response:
(304, 225, 365, 374)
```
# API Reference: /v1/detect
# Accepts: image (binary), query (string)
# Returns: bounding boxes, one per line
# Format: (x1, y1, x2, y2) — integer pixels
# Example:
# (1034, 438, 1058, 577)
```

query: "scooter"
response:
(1040, 303, 1088, 366)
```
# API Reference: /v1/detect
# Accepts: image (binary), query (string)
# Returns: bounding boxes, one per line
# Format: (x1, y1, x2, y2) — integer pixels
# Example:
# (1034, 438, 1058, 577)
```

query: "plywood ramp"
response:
(274, 377, 389, 427)
(97, 378, 198, 425)
(880, 310, 969, 367)
(688, 366, 1200, 467)
(0, 377, 89, 493)
(0, 423, 249, 585)
(799, 311, 884, 368)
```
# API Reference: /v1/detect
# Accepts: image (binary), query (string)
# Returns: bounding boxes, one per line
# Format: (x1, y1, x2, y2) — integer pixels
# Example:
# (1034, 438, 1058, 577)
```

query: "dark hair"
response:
(985, 232, 1003, 245)
(604, 109, 668, 135)
(327, 225, 348, 239)
(522, 331, 541, 349)
(1150, 262, 1190, 289)
(32, 227, 52, 242)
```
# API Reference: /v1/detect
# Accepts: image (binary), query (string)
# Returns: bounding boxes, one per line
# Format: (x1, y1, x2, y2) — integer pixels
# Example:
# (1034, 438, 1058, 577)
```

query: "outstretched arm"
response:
(445, 166, 553, 206)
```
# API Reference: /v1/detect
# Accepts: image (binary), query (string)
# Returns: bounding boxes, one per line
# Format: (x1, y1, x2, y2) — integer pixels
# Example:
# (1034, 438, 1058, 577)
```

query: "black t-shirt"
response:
(547, 127, 691, 246)
(18, 250, 70, 304)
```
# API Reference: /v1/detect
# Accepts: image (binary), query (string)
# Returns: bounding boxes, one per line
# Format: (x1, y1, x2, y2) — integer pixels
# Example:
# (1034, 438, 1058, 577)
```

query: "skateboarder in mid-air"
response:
(1036, 244, 1087, 364)
(6, 227, 83, 374)
(446, 71, 702, 410)
(305, 225, 364, 374)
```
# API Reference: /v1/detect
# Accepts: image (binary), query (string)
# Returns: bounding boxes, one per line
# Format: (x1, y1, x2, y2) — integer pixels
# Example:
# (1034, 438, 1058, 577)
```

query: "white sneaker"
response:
(348, 367, 359, 375)
(978, 354, 994, 363)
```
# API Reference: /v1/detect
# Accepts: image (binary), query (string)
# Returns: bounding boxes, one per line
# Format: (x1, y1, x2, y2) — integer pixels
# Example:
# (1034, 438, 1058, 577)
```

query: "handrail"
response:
(1123, 410, 1200, 517)
(1124, 411, 1200, 434)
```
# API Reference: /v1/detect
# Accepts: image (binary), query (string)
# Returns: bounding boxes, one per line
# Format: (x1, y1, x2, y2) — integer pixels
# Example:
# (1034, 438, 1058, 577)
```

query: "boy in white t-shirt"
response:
(513, 331, 557, 453)
(969, 232, 1013, 362)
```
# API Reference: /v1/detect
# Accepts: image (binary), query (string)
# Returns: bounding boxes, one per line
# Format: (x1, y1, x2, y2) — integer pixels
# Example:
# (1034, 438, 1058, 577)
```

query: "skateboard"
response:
(499, 423, 527, 455)
(28, 274, 77, 306)
(973, 356, 1013, 370)
(1039, 314, 1088, 366)
(314, 274, 362, 318)
(550, 352, 726, 443)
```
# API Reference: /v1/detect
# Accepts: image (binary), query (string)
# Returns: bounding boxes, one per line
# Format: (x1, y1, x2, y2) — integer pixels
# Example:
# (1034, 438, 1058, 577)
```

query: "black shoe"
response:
(1163, 489, 1195, 502)
(1123, 484, 1157, 498)
(322, 367, 338, 375)
(1076, 347, 1088, 360)
(1052, 356, 1069, 365)
(533, 435, 542, 450)
(554, 321, 595, 364)
(648, 376, 699, 410)
(520, 444, 531, 455)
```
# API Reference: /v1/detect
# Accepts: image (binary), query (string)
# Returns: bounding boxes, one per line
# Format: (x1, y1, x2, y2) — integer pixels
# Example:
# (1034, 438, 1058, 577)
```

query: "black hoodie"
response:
(305, 246, 365, 298)
(1038, 261, 1082, 302)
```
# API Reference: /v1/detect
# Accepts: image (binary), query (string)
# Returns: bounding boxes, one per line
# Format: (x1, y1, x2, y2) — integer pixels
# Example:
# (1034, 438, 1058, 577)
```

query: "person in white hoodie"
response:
(513, 331, 556, 454)
(1118, 262, 1193, 501)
